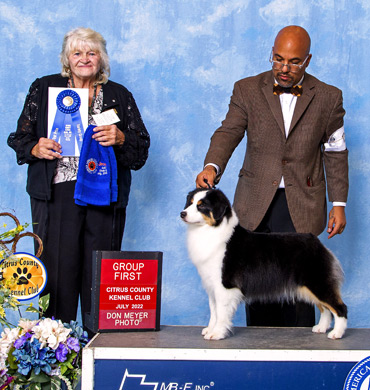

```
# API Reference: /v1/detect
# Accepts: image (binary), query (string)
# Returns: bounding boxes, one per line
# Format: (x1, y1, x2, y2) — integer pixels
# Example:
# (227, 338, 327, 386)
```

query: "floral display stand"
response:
(0, 213, 88, 390)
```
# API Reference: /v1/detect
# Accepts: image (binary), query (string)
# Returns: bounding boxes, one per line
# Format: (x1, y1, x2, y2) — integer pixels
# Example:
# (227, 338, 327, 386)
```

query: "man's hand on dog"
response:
(196, 165, 217, 188)
(327, 206, 346, 239)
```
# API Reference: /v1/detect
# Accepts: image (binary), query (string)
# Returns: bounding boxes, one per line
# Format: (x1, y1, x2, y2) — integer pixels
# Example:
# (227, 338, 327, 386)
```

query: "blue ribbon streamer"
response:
(50, 89, 85, 156)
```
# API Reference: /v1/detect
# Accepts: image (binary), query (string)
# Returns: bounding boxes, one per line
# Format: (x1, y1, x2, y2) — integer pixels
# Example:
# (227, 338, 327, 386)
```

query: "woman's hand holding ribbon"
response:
(31, 137, 62, 160)
(92, 125, 125, 147)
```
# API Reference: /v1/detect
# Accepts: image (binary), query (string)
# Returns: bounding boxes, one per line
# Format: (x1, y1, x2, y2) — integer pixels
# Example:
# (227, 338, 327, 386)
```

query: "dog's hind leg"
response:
(314, 292, 347, 339)
(312, 304, 332, 334)
(314, 298, 347, 339)
(328, 311, 347, 339)
(203, 287, 243, 340)
(299, 286, 347, 339)
(302, 286, 347, 339)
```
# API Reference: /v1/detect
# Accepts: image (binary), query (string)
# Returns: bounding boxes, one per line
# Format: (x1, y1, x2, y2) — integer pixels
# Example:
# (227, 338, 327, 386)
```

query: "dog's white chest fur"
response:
(187, 216, 236, 264)
(184, 190, 238, 271)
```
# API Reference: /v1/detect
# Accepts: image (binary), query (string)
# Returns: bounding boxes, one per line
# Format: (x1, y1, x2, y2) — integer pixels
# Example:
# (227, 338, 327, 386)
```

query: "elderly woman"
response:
(7, 28, 150, 330)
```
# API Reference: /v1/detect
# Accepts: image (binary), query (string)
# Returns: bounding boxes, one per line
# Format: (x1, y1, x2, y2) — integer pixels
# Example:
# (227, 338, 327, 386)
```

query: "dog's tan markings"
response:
(298, 286, 320, 305)
(317, 303, 325, 313)
(325, 289, 346, 313)
(320, 303, 339, 316)
(202, 212, 217, 226)
(298, 286, 342, 316)
(196, 196, 217, 226)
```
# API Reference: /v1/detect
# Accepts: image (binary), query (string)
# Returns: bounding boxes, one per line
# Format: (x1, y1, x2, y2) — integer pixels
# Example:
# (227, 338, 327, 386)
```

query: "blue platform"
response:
(81, 326, 370, 389)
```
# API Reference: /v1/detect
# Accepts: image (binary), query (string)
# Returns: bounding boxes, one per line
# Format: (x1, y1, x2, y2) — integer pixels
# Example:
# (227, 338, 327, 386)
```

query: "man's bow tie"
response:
(273, 83, 303, 97)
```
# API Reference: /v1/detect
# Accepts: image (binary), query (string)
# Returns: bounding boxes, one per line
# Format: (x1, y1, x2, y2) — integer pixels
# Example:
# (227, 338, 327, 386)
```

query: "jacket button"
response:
(272, 180, 278, 186)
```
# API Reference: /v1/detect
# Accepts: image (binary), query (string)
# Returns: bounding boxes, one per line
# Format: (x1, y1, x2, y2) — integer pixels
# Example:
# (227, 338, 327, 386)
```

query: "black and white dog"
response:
(180, 188, 347, 340)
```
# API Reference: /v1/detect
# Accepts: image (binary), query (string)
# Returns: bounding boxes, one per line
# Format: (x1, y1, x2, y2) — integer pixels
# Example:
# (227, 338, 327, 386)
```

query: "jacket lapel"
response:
(288, 73, 315, 135)
(262, 72, 285, 135)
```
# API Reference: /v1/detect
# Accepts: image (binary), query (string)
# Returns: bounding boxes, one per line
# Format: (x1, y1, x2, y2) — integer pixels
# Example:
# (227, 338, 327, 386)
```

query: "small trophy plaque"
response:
(85, 251, 162, 333)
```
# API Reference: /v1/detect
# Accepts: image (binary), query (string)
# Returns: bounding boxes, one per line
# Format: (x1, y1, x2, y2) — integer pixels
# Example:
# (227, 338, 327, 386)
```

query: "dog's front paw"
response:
(203, 327, 228, 340)
(327, 329, 345, 340)
(202, 327, 210, 336)
(312, 324, 328, 334)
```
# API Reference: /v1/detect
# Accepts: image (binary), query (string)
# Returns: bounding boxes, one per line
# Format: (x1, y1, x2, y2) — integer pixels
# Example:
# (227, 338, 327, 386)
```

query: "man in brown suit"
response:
(196, 26, 349, 327)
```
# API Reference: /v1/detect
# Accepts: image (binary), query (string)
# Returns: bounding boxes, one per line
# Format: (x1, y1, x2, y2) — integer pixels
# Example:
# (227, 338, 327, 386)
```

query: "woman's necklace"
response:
(70, 76, 97, 114)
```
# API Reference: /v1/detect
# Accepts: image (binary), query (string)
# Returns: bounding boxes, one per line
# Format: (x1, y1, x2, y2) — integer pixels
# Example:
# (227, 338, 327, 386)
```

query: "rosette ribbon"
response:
(50, 89, 85, 155)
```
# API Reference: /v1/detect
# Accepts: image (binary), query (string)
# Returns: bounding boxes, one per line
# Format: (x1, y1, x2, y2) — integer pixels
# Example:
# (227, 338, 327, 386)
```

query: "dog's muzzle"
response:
(180, 211, 187, 220)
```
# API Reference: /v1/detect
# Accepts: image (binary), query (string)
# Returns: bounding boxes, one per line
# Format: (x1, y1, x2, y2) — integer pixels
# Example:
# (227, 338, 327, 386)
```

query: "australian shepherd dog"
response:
(180, 188, 347, 340)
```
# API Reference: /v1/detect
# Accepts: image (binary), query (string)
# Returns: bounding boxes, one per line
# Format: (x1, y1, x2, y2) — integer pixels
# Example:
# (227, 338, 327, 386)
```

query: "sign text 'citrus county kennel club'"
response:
(85, 251, 162, 332)
(1, 253, 47, 300)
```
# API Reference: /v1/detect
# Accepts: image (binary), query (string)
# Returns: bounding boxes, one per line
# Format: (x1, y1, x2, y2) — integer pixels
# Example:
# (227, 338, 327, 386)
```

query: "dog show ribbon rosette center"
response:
(48, 88, 88, 156)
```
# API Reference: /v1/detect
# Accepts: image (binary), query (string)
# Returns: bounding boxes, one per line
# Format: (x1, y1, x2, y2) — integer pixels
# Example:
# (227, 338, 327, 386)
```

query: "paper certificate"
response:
(47, 87, 89, 157)
(92, 109, 120, 126)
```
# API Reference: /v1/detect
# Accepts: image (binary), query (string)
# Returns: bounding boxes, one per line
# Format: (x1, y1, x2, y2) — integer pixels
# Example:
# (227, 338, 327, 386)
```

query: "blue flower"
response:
(14, 336, 27, 349)
(66, 337, 80, 353)
(55, 343, 69, 362)
(13, 332, 32, 349)
(12, 338, 57, 376)
(63, 320, 89, 347)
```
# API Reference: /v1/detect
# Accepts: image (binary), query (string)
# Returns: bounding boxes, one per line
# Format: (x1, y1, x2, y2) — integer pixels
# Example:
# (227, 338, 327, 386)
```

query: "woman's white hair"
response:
(60, 27, 110, 84)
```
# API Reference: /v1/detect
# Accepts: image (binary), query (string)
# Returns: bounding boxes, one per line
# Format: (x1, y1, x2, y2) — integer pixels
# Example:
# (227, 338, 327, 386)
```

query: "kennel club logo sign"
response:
(99, 255, 161, 330)
(1, 253, 47, 300)
(343, 356, 370, 390)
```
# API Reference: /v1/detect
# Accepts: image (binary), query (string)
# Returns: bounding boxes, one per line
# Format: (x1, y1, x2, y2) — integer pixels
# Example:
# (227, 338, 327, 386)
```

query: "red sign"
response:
(98, 258, 160, 330)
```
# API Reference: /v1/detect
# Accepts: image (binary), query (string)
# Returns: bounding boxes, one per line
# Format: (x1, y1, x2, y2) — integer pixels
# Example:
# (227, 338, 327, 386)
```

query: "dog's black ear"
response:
(208, 190, 232, 225)
(213, 204, 232, 225)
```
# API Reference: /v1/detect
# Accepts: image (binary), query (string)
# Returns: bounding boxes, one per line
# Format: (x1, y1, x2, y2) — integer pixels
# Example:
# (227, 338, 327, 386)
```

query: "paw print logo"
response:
(13, 267, 32, 285)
